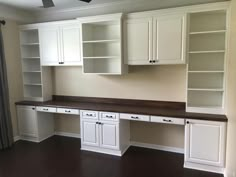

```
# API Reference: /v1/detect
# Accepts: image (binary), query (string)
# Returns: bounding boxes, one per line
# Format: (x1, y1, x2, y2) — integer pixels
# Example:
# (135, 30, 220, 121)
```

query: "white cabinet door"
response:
(99, 122, 119, 150)
(153, 14, 186, 64)
(125, 18, 153, 65)
(60, 24, 82, 65)
(81, 120, 99, 147)
(39, 26, 61, 66)
(17, 106, 38, 137)
(185, 119, 226, 167)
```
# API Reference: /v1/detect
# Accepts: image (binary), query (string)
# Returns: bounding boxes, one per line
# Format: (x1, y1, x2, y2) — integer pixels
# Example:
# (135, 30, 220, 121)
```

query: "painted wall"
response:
(53, 65, 186, 148)
(2, 20, 23, 137)
(225, 0, 236, 176)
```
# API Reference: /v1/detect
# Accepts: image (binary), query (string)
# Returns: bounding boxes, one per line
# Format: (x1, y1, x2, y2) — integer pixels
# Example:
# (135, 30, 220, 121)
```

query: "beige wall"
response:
(2, 20, 23, 137)
(53, 65, 186, 148)
(226, 0, 236, 176)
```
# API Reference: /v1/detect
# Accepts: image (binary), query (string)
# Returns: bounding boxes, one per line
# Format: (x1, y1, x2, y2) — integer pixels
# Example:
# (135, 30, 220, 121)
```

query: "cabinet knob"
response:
(153, 60, 156, 63)
(149, 60, 152, 63)
(186, 121, 190, 124)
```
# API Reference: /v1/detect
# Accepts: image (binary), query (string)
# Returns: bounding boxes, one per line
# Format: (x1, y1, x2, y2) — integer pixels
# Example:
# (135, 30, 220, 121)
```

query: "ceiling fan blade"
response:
(79, 0, 92, 3)
(42, 0, 55, 8)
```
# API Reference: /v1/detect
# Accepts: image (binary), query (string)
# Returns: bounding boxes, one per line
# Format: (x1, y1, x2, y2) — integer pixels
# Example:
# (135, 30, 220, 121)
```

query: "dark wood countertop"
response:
(15, 95, 228, 122)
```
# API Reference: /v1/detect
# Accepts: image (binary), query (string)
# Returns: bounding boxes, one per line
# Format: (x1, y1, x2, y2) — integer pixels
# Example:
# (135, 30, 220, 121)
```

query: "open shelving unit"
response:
(186, 10, 227, 114)
(19, 28, 52, 101)
(80, 13, 126, 75)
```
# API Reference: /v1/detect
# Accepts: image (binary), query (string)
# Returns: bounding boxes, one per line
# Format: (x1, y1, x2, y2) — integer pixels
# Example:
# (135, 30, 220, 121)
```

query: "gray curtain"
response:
(0, 23, 13, 150)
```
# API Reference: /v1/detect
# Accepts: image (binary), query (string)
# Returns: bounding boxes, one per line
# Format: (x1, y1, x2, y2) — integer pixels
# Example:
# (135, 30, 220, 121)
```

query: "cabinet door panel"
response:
(100, 122, 119, 150)
(154, 14, 186, 64)
(81, 120, 99, 147)
(61, 24, 82, 65)
(125, 18, 153, 65)
(185, 119, 226, 167)
(17, 106, 38, 137)
(39, 26, 60, 65)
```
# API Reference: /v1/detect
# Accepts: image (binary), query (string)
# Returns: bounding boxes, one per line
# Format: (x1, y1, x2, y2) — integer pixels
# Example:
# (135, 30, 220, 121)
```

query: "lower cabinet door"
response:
(81, 120, 99, 147)
(99, 122, 119, 150)
(17, 106, 38, 137)
(185, 119, 226, 167)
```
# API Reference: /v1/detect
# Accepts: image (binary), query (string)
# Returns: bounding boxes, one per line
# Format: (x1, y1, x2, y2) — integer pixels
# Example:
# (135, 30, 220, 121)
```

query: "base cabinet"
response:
(80, 110, 130, 156)
(184, 119, 226, 173)
(17, 106, 54, 142)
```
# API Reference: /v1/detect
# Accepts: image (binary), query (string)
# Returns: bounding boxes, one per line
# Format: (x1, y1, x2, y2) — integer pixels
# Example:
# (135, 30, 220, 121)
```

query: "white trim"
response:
(54, 131, 81, 139)
(130, 141, 184, 154)
(14, 136, 21, 142)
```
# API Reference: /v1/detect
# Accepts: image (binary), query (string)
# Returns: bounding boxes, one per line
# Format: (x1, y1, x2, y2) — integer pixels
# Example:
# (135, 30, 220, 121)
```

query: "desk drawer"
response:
(57, 108, 79, 115)
(120, 113, 150, 122)
(100, 112, 119, 121)
(151, 116, 185, 125)
(81, 110, 98, 120)
(36, 106, 57, 113)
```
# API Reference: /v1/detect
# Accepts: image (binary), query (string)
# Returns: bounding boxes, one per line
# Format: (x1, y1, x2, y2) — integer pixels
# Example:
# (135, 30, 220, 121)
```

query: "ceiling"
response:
(0, 0, 229, 12)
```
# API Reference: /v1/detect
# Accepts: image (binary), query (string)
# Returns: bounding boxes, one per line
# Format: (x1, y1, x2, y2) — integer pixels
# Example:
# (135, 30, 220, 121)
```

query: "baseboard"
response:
(54, 131, 81, 139)
(130, 141, 184, 154)
(184, 162, 224, 174)
(14, 136, 21, 142)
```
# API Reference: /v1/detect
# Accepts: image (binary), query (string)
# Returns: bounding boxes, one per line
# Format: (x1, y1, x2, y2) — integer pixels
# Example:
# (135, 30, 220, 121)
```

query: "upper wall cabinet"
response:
(39, 21, 82, 66)
(124, 13, 186, 65)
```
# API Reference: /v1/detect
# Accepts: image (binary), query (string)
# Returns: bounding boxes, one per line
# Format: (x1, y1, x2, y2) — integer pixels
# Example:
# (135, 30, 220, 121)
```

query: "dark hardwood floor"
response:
(0, 136, 223, 177)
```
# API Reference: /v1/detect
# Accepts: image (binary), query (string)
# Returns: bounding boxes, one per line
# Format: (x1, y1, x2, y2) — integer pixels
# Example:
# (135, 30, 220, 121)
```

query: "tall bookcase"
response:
(19, 27, 52, 102)
(186, 10, 228, 114)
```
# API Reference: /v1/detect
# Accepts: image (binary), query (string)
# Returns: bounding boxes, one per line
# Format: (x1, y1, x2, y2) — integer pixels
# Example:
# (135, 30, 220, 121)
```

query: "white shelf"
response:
(83, 56, 120, 59)
(83, 39, 120, 43)
(24, 83, 42, 86)
(23, 71, 41, 73)
(188, 71, 224, 73)
(189, 50, 225, 54)
(189, 30, 226, 35)
(188, 88, 224, 92)
(21, 43, 40, 46)
(22, 56, 40, 59)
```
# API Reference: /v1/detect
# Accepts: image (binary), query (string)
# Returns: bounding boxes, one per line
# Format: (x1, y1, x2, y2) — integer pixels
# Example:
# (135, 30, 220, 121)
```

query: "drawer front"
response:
(151, 116, 185, 125)
(57, 108, 79, 115)
(120, 113, 150, 122)
(100, 112, 119, 121)
(36, 106, 57, 113)
(81, 110, 99, 120)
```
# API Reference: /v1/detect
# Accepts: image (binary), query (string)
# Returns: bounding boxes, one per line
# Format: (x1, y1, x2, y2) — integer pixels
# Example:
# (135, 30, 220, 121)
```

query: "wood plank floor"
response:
(0, 136, 223, 177)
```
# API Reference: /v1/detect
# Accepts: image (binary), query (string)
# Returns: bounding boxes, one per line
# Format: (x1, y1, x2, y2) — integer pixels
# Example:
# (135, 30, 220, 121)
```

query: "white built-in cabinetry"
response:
(39, 21, 82, 66)
(80, 110, 130, 156)
(186, 10, 227, 114)
(17, 105, 54, 142)
(79, 13, 126, 75)
(124, 13, 186, 65)
(19, 27, 53, 101)
(185, 119, 226, 173)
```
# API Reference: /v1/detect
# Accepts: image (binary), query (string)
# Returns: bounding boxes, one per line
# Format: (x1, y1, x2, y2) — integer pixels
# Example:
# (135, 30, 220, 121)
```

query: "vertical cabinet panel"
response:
(185, 119, 226, 167)
(81, 120, 99, 147)
(39, 27, 61, 65)
(17, 106, 38, 137)
(125, 18, 153, 65)
(154, 15, 185, 64)
(61, 25, 82, 65)
(100, 122, 119, 150)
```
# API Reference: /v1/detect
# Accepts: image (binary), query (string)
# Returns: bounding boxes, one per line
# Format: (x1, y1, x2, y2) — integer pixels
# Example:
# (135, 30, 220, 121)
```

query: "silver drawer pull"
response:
(163, 119, 172, 122)
(106, 115, 113, 118)
(65, 110, 71, 113)
(131, 116, 139, 119)
(86, 113, 93, 116)
(43, 109, 49, 111)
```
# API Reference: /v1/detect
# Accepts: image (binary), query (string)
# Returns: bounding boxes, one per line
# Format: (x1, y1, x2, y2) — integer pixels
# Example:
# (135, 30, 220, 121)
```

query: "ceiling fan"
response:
(42, 0, 92, 8)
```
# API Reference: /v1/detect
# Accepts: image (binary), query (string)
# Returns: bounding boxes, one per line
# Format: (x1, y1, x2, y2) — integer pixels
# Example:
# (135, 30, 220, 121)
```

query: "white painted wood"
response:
(151, 116, 185, 125)
(120, 113, 150, 122)
(99, 121, 119, 150)
(36, 106, 57, 113)
(39, 26, 61, 66)
(81, 120, 99, 147)
(185, 119, 226, 168)
(81, 110, 99, 120)
(57, 108, 80, 115)
(100, 112, 119, 122)
(17, 106, 38, 138)
(60, 24, 82, 65)
(153, 14, 186, 64)
(125, 17, 153, 65)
